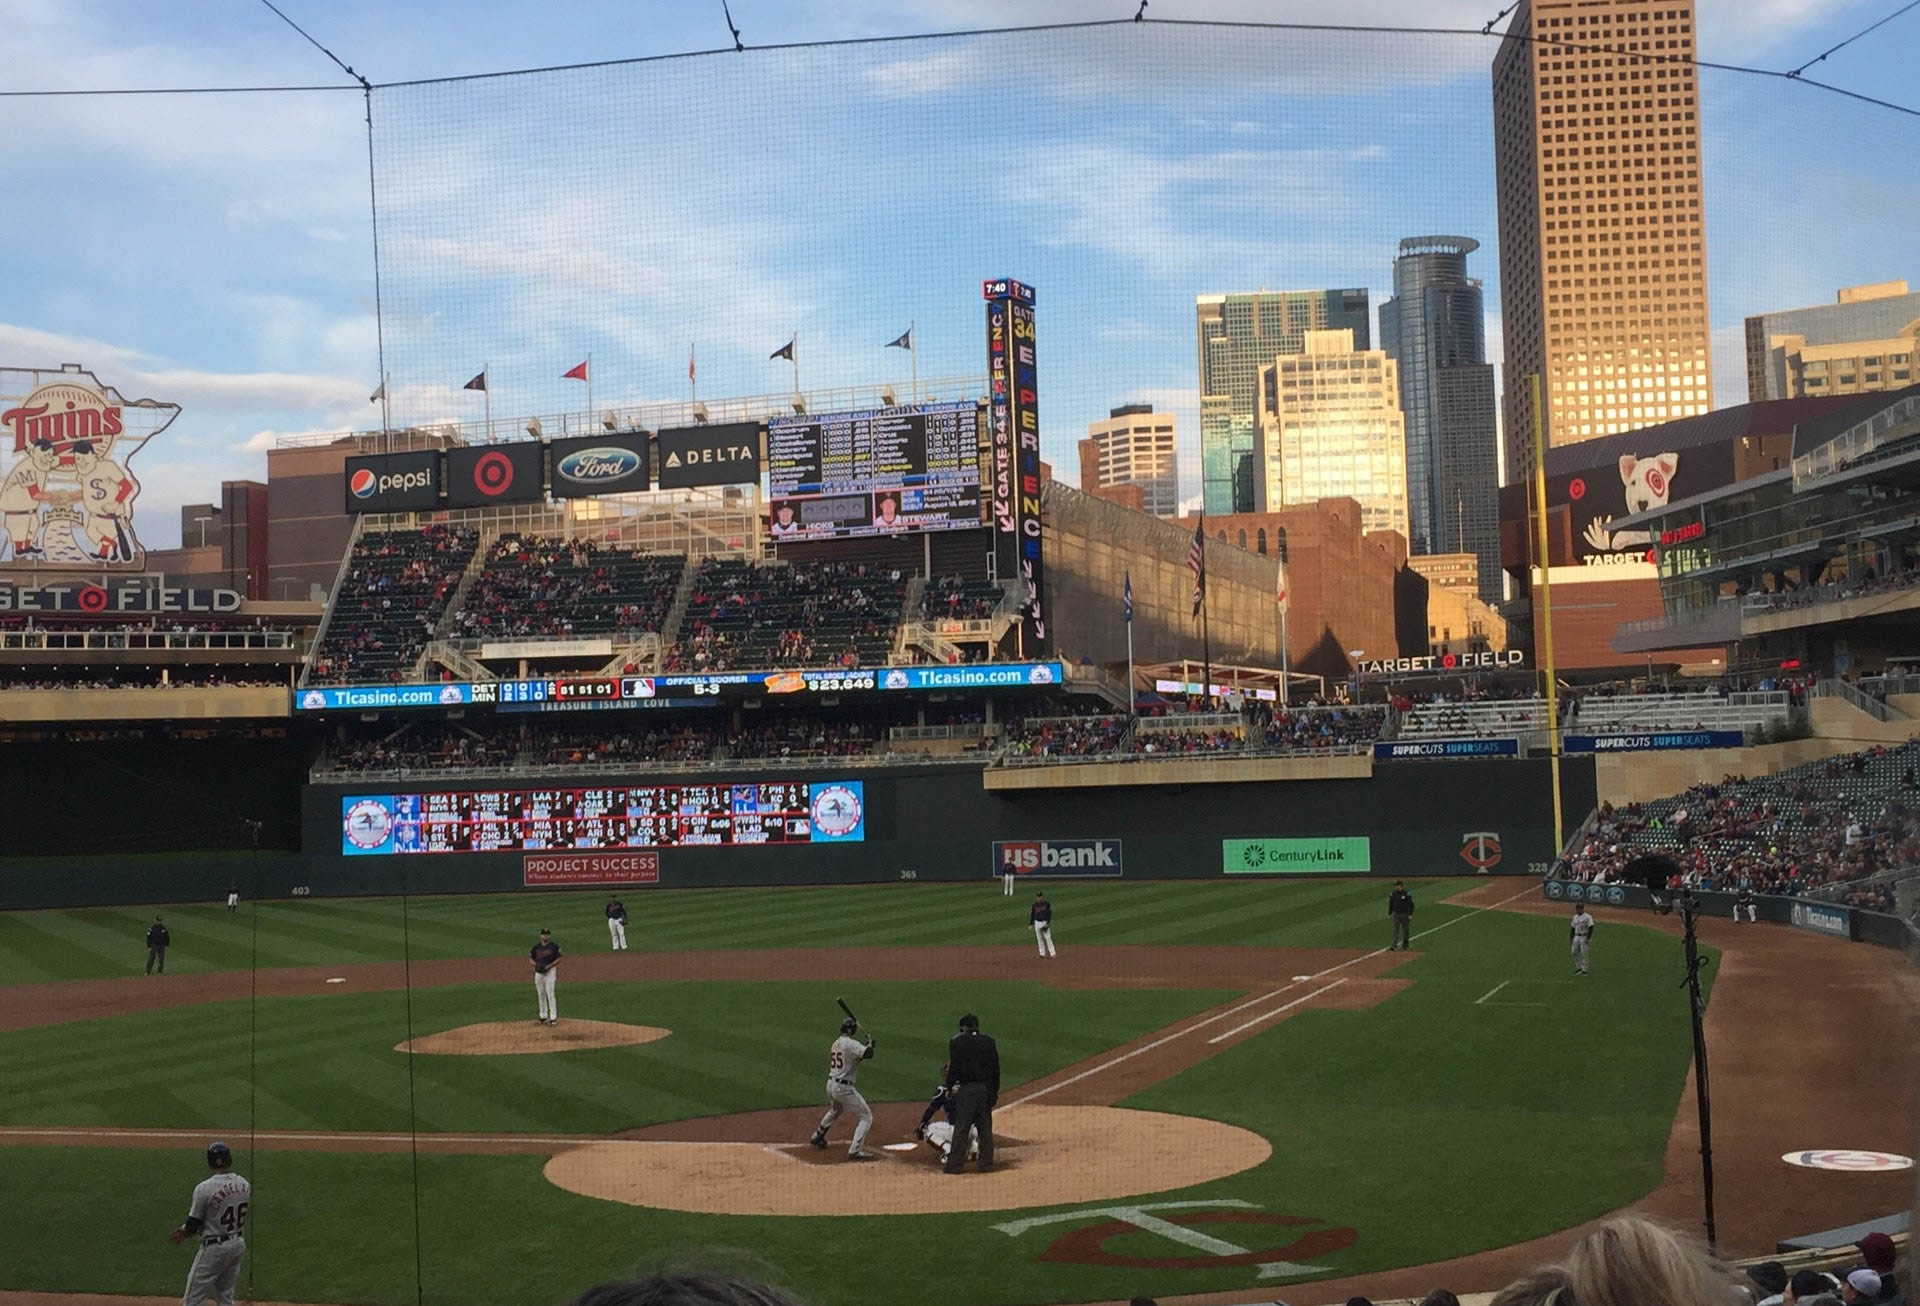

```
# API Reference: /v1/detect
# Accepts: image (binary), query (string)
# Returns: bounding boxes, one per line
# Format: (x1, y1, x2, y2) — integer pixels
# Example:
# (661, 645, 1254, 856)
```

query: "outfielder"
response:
(530, 928, 561, 1024)
(170, 1141, 250, 1306)
(606, 897, 628, 950)
(226, 880, 238, 913)
(808, 1016, 877, 1160)
(1570, 903, 1595, 975)
(1030, 891, 1057, 957)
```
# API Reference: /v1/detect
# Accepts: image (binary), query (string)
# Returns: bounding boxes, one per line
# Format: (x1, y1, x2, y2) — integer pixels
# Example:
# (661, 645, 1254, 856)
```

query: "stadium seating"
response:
(1571, 690, 1792, 735)
(1566, 740, 1920, 897)
(1252, 702, 1389, 752)
(1395, 697, 1555, 740)
(308, 525, 479, 684)
(723, 715, 879, 761)
(919, 575, 1004, 622)
(999, 714, 1129, 759)
(666, 559, 906, 672)
(448, 535, 685, 642)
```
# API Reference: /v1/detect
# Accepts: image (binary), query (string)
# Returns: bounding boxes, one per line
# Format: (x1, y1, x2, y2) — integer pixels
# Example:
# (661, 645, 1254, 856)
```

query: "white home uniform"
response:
(814, 1034, 874, 1156)
(181, 1171, 250, 1306)
(1570, 909, 1595, 975)
(1002, 870, 1014, 896)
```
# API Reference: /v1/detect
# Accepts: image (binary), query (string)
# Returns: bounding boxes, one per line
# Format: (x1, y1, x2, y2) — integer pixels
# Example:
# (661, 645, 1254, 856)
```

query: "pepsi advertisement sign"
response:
(548, 432, 650, 498)
(344, 451, 441, 515)
(447, 442, 544, 508)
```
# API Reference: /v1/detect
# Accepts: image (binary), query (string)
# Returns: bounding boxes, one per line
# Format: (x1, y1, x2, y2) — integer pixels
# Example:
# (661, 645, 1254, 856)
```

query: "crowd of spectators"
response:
(918, 575, 1002, 623)
(537, 726, 716, 766)
(1559, 740, 1920, 902)
(667, 559, 905, 672)
(0, 672, 287, 690)
(1000, 714, 1128, 758)
(1248, 701, 1388, 752)
(308, 525, 478, 684)
(1129, 724, 1244, 755)
(449, 535, 683, 642)
(1751, 561, 1919, 613)
(725, 716, 876, 760)
(327, 721, 514, 773)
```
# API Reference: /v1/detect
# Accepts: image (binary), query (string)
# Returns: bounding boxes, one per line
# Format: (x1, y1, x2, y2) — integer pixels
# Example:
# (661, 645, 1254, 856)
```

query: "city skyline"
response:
(1, 2, 1913, 547)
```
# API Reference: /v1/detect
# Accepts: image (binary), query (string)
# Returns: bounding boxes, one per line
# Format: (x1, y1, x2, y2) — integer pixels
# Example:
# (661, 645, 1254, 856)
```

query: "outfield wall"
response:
(271, 757, 1596, 900)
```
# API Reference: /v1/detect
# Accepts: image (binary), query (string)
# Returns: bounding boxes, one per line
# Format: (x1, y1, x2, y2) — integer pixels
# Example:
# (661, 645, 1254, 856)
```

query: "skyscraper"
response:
(1081, 404, 1180, 518)
(1197, 289, 1371, 515)
(1257, 328, 1410, 540)
(1492, 0, 1712, 484)
(1745, 281, 1920, 402)
(1380, 236, 1502, 602)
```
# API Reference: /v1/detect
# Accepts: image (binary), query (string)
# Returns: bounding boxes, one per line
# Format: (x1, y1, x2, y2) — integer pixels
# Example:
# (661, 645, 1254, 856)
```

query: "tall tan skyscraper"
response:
(1257, 329, 1410, 540)
(1493, 0, 1712, 484)
(1081, 404, 1180, 518)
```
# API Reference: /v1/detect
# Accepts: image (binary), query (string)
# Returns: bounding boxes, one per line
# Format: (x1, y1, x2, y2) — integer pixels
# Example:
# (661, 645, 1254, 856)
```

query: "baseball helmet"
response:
(206, 1141, 232, 1167)
(840, 1016, 859, 1034)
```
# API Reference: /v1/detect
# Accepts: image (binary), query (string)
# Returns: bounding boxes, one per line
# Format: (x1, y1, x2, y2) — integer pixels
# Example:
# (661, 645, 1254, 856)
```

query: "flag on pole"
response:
(368, 381, 385, 404)
(1188, 515, 1206, 617)
(688, 345, 696, 382)
(1123, 571, 1133, 623)
(886, 328, 913, 350)
(562, 360, 589, 381)
(770, 339, 795, 361)
(1275, 554, 1290, 614)
(463, 372, 488, 392)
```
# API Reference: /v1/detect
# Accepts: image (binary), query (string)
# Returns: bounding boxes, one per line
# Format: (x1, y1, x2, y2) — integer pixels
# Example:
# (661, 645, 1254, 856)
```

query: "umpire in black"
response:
(944, 1012, 1000, 1173)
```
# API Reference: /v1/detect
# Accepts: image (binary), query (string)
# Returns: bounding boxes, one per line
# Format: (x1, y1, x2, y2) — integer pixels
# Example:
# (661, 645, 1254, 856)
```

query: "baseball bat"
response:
(836, 997, 858, 1027)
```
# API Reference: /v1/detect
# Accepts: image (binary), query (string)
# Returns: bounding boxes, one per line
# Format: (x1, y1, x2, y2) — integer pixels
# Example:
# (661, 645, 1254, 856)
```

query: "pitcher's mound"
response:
(544, 1104, 1269, 1214)
(396, 1019, 671, 1055)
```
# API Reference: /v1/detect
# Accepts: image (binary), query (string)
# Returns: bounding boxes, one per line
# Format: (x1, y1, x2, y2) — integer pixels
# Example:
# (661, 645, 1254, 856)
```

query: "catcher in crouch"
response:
(912, 1064, 979, 1166)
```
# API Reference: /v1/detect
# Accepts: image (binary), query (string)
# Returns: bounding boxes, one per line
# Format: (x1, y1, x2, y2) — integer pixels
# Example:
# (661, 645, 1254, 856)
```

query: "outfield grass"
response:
(0, 879, 1715, 1306)
(0, 876, 1468, 984)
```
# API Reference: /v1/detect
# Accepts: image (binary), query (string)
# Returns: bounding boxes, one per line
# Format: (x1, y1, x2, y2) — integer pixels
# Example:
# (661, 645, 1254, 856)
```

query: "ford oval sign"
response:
(557, 446, 641, 485)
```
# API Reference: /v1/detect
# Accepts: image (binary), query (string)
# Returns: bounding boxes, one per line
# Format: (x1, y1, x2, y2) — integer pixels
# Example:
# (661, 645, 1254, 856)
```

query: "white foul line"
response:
(1003, 879, 1543, 1110)
(1205, 980, 1346, 1044)
(1474, 979, 1512, 1005)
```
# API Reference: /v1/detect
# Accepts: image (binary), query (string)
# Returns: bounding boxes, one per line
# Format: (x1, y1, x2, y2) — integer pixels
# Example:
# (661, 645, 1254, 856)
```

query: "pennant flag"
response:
(886, 328, 913, 350)
(368, 381, 386, 404)
(1188, 515, 1207, 617)
(563, 360, 589, 382)
(770, 339, 795, 362)
(1275, 555, 1290, 614)
(1123, 571, 1133, 624)
(688, 344, 696, 382)
(463, 372, 488, 392)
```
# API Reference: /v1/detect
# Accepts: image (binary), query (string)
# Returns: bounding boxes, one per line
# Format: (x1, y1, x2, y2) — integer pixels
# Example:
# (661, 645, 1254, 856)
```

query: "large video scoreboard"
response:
(767, 400, 983, 541)
(342, 780, 865, 856)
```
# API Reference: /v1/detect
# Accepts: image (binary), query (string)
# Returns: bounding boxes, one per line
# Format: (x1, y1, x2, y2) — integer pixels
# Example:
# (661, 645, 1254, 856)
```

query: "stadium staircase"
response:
(298, 514, 368, 688)
(413, 525, 508, 680)
(654, 556, 701, 664)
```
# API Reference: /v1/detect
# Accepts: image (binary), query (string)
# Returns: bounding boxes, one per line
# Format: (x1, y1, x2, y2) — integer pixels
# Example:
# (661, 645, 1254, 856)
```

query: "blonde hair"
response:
(1564, 1216, 1740, 1306)
(1490, 1264, 1577, 1306)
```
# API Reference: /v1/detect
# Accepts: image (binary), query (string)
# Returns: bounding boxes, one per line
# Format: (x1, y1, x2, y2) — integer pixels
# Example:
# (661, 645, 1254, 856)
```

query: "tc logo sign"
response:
(993, 1201, 1355, 1283)
(1460, 831, 1502, 871)
(995, 839, 1122, 878)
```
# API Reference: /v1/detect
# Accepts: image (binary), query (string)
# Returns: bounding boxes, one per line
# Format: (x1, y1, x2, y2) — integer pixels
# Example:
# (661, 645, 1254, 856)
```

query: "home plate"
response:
(326, 977, 347, 984)
(882, 1142, 918, 1151)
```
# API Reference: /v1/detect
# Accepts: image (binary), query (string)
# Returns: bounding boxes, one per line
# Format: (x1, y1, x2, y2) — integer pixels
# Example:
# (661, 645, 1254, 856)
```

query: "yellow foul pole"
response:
(1529, 373, 1565, 857)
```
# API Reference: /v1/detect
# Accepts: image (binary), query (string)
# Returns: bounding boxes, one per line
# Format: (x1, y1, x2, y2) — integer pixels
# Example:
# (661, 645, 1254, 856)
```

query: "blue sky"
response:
(2, 0, 1914, 545)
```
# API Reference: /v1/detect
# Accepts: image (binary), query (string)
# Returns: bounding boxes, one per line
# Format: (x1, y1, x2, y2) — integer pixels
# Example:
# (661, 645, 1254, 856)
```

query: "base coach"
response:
(944, 1012, 1000, 1173)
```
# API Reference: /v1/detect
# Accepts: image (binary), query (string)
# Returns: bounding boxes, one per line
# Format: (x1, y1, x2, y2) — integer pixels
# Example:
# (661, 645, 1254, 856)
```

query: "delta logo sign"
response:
(1, 366, 176, 567)
(994, 839, 1123, 878)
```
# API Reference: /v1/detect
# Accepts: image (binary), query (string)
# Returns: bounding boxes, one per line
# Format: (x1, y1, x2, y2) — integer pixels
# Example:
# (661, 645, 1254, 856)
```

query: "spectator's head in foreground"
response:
(1843, 1272, 1883, 1304)
(1487, 1265, 1575, 1306)
(1564, 1216, 1740, 1306)
(570, 1273, 804, 1306)
(1747, 1261, 1789, 1300)
(1421, 1291, 1462, 1306)
(1857, 1233, 1895, 1275)
(1787, 1269, 1841, 1305)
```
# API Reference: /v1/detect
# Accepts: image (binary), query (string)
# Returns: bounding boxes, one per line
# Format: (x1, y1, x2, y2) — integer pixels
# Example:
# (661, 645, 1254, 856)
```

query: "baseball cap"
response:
(958, 1012, 978, 1030)
(1747, 1262, 1788, 1296)
(1846, 1270, 1881, 1298)
(1857, 1232, 1895, 1272)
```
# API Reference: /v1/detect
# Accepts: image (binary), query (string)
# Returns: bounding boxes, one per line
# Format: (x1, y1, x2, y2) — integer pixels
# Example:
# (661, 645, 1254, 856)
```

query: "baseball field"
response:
(0, 876, 1909, 1306)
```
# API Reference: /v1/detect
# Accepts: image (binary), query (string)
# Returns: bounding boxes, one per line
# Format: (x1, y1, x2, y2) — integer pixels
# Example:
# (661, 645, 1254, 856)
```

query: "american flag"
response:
(1123, 571, 1133, 623)
(1188, 515, 1206, 616)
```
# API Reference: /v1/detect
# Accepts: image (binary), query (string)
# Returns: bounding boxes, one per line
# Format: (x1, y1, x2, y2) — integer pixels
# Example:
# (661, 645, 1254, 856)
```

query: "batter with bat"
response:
(808, 998, 878, 1161)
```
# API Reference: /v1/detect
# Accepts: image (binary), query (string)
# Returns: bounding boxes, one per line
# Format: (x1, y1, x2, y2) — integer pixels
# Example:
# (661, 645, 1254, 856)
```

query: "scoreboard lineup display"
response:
(767, 400, 984, 540)
(341, 780, 866, 856)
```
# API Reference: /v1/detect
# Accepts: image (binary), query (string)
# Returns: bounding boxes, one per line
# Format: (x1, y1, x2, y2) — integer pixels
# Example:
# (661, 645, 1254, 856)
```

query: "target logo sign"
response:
(1781, 1150, 1913, 1172)
(472, 450, 515, 497)
(1568, 477, 1586, 501)
(76, 585, 110, 614)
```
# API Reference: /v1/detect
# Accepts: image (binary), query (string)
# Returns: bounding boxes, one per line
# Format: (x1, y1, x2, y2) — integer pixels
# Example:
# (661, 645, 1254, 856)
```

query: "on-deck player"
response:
(808, 1016, 877, 1161)
(170, 1141, 250, 1306)
(531, 928, 562, 1024)
(1570, 903, 1595, 975)
(1029, 891, 1057, 957)
(606, 896, 629, 950)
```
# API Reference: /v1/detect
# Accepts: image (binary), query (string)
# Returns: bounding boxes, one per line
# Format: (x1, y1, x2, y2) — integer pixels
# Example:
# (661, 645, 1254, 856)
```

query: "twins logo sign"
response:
(994, 839, 1123, 878)
(1460, 831, 1502, 871)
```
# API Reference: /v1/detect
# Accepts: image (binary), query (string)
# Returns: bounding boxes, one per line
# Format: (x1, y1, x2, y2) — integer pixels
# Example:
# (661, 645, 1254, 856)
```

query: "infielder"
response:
(1570, 903, 1595, 975)
(530, 928, 562, 1024)
(170, 1141, 250, 1306)
(1030, 891, 1057, 957)
(808, 1016, 877, 1160)
(605, 897, 628, 950)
